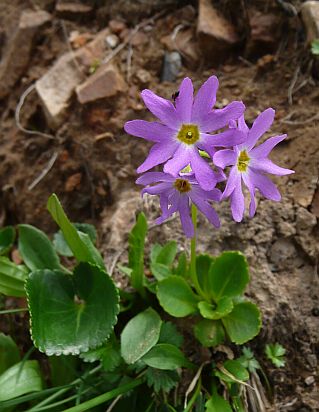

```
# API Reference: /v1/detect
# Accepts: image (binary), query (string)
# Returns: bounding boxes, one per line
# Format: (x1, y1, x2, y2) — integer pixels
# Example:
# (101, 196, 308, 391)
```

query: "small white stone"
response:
(105, 34, 119, 49)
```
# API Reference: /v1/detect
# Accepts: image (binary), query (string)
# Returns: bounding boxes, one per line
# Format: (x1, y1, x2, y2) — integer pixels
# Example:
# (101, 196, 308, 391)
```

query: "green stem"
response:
(0, 308, 28, 315)
(62, 377, 144, 412)
(28, 366, 101, 411)
(190, 205, 205, 299)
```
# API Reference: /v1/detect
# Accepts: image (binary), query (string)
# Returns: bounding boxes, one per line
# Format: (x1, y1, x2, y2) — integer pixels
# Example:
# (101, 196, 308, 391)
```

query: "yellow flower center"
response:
(177, 124, 200, 145)
(237, 150, 250, 172)
(174, 178, 191, 193)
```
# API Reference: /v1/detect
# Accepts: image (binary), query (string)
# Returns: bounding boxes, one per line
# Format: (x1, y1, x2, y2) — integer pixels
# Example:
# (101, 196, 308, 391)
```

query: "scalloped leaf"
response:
(222, 302, 261, 344)
(26, 262, 119, 355)
(208, 251, 249, 302)
(141, 343, 193, 370)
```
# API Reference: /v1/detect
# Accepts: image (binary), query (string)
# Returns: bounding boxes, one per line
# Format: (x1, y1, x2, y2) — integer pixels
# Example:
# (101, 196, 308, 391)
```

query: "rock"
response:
(36, 29, 109, 126)
(277, 221, 296, 237)
(301, 1, 319, 44)
(0, 10, 51, 99)
(161, 28, 200, 69)
(55, 1, 93, 20)
(269, 238, 297, 267)
(76, 64, 126, 104)
(109, 19, 127, 35)
(160, 52, 182, 82)
(246, 12, 282, 57)
(135, 69, 151, 86)
(305, 376, 315, 386)
(296, 207, 317, 232)
(105, 34, 119, 49)
(131, 31, 148, 47)
(197, 0, 239, 63)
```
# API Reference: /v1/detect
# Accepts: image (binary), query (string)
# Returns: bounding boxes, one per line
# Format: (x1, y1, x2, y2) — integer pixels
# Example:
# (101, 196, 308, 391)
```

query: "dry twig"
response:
(28, 151, 59, 191)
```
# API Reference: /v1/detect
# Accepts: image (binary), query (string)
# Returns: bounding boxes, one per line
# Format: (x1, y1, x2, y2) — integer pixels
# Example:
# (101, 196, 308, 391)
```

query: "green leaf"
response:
(194, 319, 225, 347)
(0, 257, 29, 297)
(157, 275, 199, 317)
(128, 213, 148, 291)
(237, 347, 260, 373)
(151, 263, 171, 281)
(18, 224, 61, 271)
(0, 360, 42, 401)
(81, 339, 122, 372)
(47, 194, 105, 269)
(196, 254, 214, 293)
(205, 395, 232, 412)
(159, 322, 183, 348)
(221, 359, 249, 382)
(121, 308, 162, 364)
(26, 262, 119, 355)
(222, 302, 261, 344)
(145, 368, 179, 393)
(53, 223, 97, 257)
(156, 241, 177, 266)
(208, 251, 249, 302)
(150, 243, 162, 263)
(173, 252, 188, 277)
(198, 297, 233, 320)
(0, 334, 20, 375)
(0, 226, 15, 256)
(311, 39, 319, 55)
(141, 343, 193, 370)
(265, 343, 286, 368)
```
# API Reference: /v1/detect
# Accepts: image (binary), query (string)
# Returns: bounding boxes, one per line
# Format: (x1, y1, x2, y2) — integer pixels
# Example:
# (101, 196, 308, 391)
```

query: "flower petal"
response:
(163, 145, 192, 176)
(249, 169, 281, 201)
(250, 158, 294, 176)
(192, 186, 222, 202)
(201, 129, 246, 150)
(124, 120, 174, 142)
(178, 196, 194, 238)
(155, 192, 179, 224)
(222, 167, 239, 199)
(250, 134, 287, 158)
(242, 173, 256, 218)
(141, 89, 180, 130)
(175, 77, 193, 123)
(136, 172, 175, 185)
(230, 176, 245, 222)
(137, 142, 178, 173)
(246, 108, 275, 150)
(238, 114, 249, 134)
(192, 75, 219, 123)
(213, 149, 237, 168)
(141, 182, 173, 196)
(190, 192, 220, 228)
(189, 150, 217, 191)
(199, 101, 245, 132)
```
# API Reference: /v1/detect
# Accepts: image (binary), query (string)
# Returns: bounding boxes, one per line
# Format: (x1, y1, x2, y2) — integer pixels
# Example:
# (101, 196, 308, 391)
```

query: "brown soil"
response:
(0, 0, 318, 411)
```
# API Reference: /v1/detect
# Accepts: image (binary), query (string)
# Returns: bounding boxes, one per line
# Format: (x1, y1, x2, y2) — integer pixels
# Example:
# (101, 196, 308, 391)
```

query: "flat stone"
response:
(105, 34, 119, 49)
(35, 29, 109, 126)
(76, 64, 126, 104)
(0, 10, 51, 99)
(301, 1, 319, 44)
(197, 0, 239, 63)
(160, 52, 182, 82)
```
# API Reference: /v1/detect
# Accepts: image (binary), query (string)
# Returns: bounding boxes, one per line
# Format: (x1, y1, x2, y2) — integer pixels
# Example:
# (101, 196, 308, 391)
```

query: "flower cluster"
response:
(124, 76, 294, 237)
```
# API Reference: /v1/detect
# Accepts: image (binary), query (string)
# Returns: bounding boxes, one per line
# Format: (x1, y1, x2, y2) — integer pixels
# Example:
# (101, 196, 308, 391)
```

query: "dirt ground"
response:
(0, 0, 318, 410)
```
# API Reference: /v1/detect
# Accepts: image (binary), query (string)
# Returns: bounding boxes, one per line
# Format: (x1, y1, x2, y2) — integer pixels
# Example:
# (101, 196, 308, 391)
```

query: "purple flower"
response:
(136, 172, 221, 237)
(213, 109, 294, 222)
(125, 76, 246, 191)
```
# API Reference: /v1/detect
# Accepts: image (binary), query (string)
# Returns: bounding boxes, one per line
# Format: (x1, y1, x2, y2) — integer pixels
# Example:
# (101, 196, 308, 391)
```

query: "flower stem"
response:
(190, 205, 205, 299)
